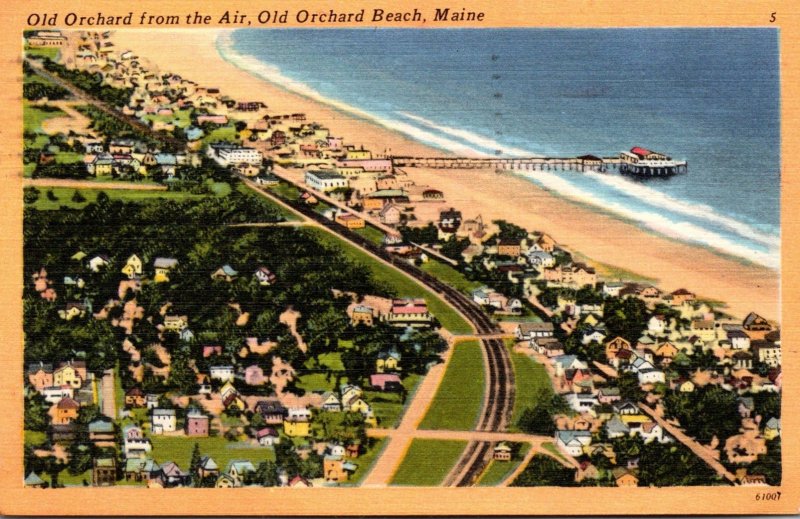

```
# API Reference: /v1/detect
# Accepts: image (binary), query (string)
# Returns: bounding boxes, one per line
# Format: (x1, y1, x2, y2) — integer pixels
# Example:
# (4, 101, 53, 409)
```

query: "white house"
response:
(727, 329, 751, 350)
(43, 386, 74, 404)
(122, 425, 152, 458)
(515, 322, 555, 341)
(207, 143, 262, 167)
(581, 329, 607, 345)
(304, 170, 348, 192)
(526, 250, 555, 269)
(638, 368, 666, 385)
(637, 422, 672, 444)
(151, 408, 177, 434)
(648, 315, 668, 334)
(209, 365, 235, 382)
(555, 430, 592, 457)
(565, 393, 599, 413)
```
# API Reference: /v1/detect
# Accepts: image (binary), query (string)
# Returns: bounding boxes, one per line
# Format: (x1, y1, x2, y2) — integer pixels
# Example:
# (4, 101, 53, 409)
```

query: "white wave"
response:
(216, 33, 487, 157)
(517, 169, 780, 269)
(396, 111, 539, 158)
(583, 171, 781, 248)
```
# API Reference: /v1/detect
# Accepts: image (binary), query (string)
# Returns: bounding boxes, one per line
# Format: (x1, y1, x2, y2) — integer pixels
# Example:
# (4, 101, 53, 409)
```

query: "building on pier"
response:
(619, 147, 687, 176)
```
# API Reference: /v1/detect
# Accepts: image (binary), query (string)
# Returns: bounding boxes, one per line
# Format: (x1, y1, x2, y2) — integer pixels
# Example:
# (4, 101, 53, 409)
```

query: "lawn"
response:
(27, 187, 206, 210)
(269, 181, 302, 201)
(419, 259, 483, 295)
(25, 46, 60, 60)
(509, 345, 554, 430)
(541, 441, 568, 462)
(202, 125, 240, 145)
(418, 340, 485, 430)
(23, 102, 66, 132)
(236, 182, 299, 222)
(347, 437, 387, 485)
(390, 439, 467, 486)
(24, 430, 47, 446)
(149, 435, 275, 472)
(353, 225, 385, 246)
(477, 443, 531, 486)
(306, 228, 473, 334)
(364, 373, 423, 429)
(57, 470, 92, 487)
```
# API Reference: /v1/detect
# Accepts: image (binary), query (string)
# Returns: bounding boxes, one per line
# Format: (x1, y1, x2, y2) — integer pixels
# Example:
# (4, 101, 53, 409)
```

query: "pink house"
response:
(245, 365, 267, 386)
(197, 115, 228, 125)
(370, 373, 403, 392)
(202, 345, 222, 358)
(185, 411, 209, 437)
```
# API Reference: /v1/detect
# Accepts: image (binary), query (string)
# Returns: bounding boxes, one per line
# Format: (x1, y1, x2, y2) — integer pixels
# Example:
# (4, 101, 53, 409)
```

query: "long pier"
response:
(390, 155, 622, 172)
(390, 155, 687, 175)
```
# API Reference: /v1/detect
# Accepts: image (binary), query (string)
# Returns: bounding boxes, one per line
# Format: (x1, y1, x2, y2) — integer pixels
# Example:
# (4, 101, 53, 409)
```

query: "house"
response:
(638, 368, 666, 385)
(153, 257, 178, 283)
(612, 467, 639, 487)
(256, 427, 280, 446)
(555, 430, 592, 457)
(53, 397, 80, 425)
(581, 329, 607, 346)
(42, 386, 74, 404)
(145, 394, 160, 410)
(515, 322, 554, 341)
(551, 355, 588, 376)
(197, 456, 219, 479)
(376, 351, 401, 373)
(638, 421, 670, 444)
(27, 362, 53, 391)
(335, 213, 366, 229)
(320, 392, 342, 412)
(690, 319, 716, 342)
(160, 461, 191, 487)
(752, 340, 781, 367)
(351, 305, 374, 327)
(497, 239, 522, 257)
(88, 419, 116, 447)
(727, 329, 751, 350)
(185, 411, 209, 437)
(604, 337, 632, 363)
(535, 233, 556, 252)
(226, 460, 256, 486)
(323, 455, 357, 483)
(764, 418, 781, 440)
(207, 143, 262, 167)
(60, 302, 87, 321)
(163, 315, 188, 332)
(151, 408, 177, 434)
(386, 298, 432, 327)
(438, 208, 463, 234)
(223, 392, 246, 412)
(543, 263, 596, 288)
(87, 254, 110, 272)
(648, 315, 668, 334)
(288, 475, 312, 488)
(48, 423, 77, 443)
(305, 170, 348, 192)
(613, 401, 640, 415)
(370, 373, 403, 392)
(379, 203, 402, 225)
(533, 338, 565, 358)
(254, 399, 286, 424)
(92, 457, 116, 487)
(526, 250, 555, 269)
(125, 387, 146, 408)
(565, 393, 599, 413)
(668, 288, 695, 306)
(210, 365, 235, 382)
(122, 425, 151, 459)
(24, 471, 46, 488)
(743, 312, 772, 334)
(283, 414, 310, 437)
(493, 443, 513, 461)
(605, 416, 630, 438)
(254, 267, 276, 286)
(121, 254, 143, 278)
(211, 264, 238, 282)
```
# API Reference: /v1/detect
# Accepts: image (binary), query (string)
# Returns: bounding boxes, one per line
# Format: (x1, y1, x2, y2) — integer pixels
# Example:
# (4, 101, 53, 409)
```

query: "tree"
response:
(189, 443, 202, 487)
(167, 348, 196, 394)
(616, 371, 644, 402)
(71, 190, 86, 203)
(24, 392, 50, 432)
(511, 455, 576, 486)
(255, 460, 280, 487)
(24, 186, 40, 204)
(603, 297, 648, 344)
(517, 405, 555, 435)
(46, 189, 59, 201)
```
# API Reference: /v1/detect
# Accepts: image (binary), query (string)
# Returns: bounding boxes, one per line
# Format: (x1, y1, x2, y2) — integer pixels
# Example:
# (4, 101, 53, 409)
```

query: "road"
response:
(639, 403, 738, 484)
(243, 176, 517, 486)
(100, 369, 116, 419)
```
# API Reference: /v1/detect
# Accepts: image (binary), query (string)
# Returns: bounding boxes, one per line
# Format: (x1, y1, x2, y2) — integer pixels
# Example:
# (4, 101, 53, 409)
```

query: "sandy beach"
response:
(112, 29, 779, 321)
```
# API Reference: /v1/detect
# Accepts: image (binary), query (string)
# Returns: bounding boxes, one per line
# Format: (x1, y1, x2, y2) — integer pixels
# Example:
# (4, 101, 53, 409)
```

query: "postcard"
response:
(1, 0, 798, 515)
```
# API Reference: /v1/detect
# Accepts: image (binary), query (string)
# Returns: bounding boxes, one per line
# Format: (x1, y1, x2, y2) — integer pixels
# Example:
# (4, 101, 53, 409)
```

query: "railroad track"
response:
(261, 189, 516, 487)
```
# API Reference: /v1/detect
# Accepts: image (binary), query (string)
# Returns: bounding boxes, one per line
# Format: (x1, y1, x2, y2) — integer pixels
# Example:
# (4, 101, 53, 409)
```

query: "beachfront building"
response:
(619, 147, 687, 176)
(207, 143, 263, 167)
(385, 298, 433, 328)
(305, 171, 349, 192)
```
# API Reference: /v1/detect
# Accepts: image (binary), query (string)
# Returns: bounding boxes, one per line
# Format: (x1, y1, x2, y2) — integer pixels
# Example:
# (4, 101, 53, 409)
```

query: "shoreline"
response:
(111, 29, 780, 322)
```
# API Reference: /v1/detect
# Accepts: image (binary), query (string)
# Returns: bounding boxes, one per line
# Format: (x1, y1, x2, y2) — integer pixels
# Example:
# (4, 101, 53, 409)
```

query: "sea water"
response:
(220, 28, 780, 269)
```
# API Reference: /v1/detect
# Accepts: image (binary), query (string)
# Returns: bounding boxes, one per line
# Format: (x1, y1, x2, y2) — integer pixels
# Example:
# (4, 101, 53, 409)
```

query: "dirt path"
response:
(639, 403, 737, 484)
(100, 369, 116, 419)
(279, 308, 307, 353)
(23, 178, 168, 191)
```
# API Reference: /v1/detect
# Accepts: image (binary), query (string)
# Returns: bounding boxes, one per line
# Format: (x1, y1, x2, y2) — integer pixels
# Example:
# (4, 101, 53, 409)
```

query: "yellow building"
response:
(283, 418, 310, 438)
(121, 254, 143, 278)
(53, 365, 82, 388)
(346, 148, 372, 160)
(335, 213, 365, 229)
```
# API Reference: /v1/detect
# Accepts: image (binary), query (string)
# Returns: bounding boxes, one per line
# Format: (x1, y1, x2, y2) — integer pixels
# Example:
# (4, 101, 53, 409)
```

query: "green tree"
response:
(511, 455, 576, 486)
(24, 186, 40, 204)
(24, 392, 50, 432)
(71, 190, 86, 203)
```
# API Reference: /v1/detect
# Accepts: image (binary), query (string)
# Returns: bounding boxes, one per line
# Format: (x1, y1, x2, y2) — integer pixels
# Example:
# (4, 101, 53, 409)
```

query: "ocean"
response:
(219, 28, 781, 269)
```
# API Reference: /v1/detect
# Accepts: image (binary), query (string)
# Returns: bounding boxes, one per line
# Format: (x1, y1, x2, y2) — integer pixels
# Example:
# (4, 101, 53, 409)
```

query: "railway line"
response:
(259, 187, 516, 487)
